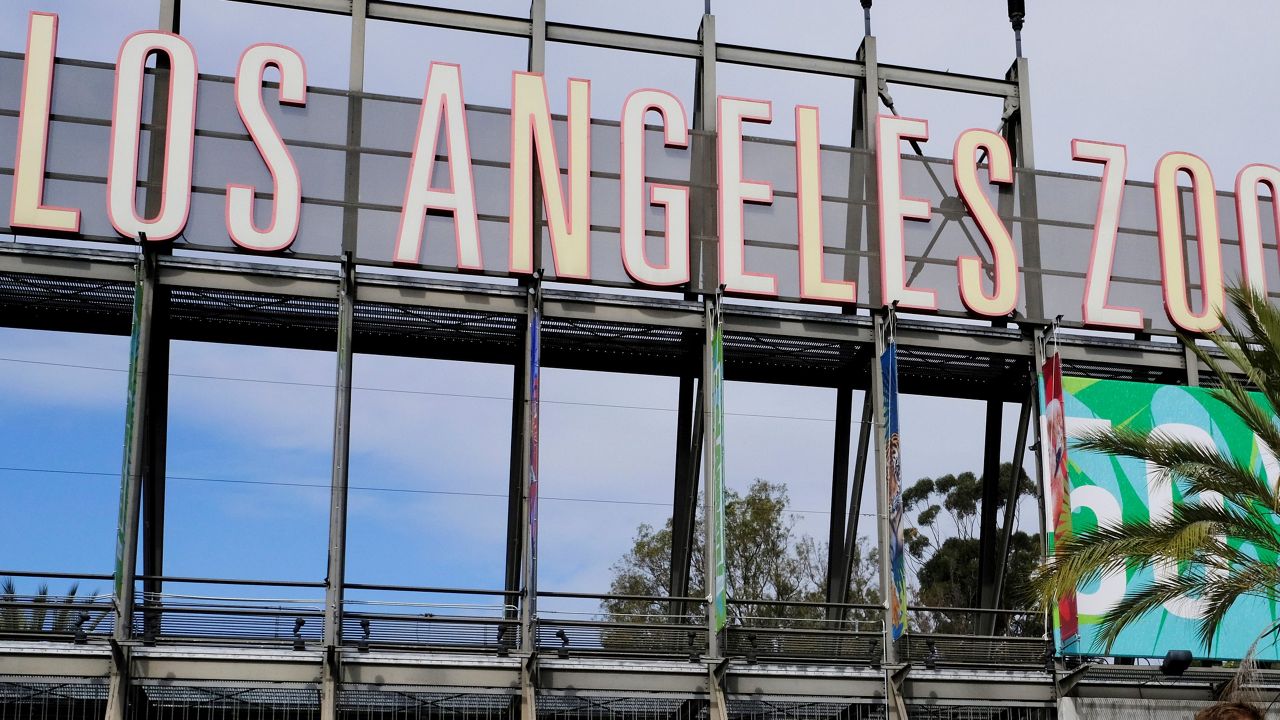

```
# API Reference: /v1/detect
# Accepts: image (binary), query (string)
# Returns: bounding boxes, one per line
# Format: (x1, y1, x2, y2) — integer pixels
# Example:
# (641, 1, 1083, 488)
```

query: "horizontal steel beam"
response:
(716, 44, 865, 78)
(0, 243, 1219, 390)
(879, 63, 1017, 97)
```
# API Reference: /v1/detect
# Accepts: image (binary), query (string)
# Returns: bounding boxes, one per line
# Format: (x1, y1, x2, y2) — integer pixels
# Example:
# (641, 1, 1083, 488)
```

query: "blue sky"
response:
(4, 0, 1280, 612)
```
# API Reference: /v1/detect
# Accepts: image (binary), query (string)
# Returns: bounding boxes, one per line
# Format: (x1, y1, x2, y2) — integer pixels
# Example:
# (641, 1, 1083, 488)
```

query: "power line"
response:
(0, 465, 880, 518)
(0, 355, 866, 424)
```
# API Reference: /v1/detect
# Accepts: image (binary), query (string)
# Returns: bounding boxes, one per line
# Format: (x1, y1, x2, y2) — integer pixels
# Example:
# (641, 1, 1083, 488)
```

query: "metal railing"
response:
(726, 598, 883, 664)
(903, 606, 1049, 668)
(0, 570, 1049, 668)
(133, 576, 327, 648)
(539, 590, 708, 659)
(0, 570, 116, 643)
(341, 582, 520, 653)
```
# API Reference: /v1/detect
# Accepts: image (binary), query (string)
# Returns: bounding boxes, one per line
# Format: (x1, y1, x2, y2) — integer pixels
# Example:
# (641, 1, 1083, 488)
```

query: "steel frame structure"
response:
(0, 1, 1237, 719)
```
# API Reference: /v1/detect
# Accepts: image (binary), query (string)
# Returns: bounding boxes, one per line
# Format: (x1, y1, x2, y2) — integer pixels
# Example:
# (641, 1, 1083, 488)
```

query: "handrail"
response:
(345, 582, 518, 597)
(141, 592, 324, 605)
(729, 597, 881, 611)
(539, 590, 705, 604)
(342, 610, 519, 626)
(0, 570, 115, 581)
(907, 605, 1037, 616)
(131, 604, 323, 618)
(136, 575, 326, 588)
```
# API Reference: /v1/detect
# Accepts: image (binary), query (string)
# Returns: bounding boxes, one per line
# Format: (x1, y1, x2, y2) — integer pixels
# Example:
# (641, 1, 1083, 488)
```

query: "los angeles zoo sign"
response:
(8, 11, 1280, 333)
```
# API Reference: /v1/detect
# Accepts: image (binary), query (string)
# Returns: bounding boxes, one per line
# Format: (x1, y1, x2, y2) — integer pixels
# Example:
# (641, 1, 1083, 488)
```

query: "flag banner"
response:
(1039, 345, 1080, 652)
(881, 329, 908, 641)
(114, 267, 146, 600)
(710, 301, 727, 634)
(1053, 376, 1280, 660)
(528, 307, 541, 583)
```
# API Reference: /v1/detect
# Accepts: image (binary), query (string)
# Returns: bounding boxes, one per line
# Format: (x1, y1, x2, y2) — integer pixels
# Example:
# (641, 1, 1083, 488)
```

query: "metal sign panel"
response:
(4, 27, 1280, 335)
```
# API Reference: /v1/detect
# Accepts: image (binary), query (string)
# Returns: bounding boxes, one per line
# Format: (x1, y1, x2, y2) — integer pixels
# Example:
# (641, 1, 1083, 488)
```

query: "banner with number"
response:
(1050, 376, 1280, 660)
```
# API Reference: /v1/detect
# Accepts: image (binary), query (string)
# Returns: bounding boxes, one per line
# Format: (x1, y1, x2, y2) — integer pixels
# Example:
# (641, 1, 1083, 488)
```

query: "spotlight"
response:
(73, 611, 90, 645)
(688, 631, 700, 663)
(1007, 0, 1025, 30)
(496, 624, 511, 657)
(555, 628, 570, 659)
(293, 617, 306, 651)
(1007, 0, 1026, 57)
(745, 633, 758, 665)
(924, 639, 940, 670)
(868, 638, 881, 670)
(358, 618, 370, 653)
(1160, 649, 1193, 677)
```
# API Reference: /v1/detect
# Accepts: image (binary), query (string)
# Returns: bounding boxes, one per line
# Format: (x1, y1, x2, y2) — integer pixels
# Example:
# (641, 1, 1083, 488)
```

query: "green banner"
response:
(1054, 377, 1280, 660)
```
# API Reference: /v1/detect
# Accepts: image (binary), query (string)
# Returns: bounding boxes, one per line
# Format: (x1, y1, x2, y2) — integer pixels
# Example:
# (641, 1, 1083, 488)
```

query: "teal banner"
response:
(1056, 377, 1280, 660)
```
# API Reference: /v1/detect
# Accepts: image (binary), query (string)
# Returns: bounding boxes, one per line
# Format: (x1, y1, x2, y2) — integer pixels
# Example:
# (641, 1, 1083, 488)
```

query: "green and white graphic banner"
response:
(1052, 377, 1280, 660)
(710, 301, 727, 634)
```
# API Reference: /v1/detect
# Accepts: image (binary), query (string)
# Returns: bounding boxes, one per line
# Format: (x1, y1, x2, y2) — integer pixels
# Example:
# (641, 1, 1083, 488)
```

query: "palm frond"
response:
(1197, 562, 1280, 652)
(1072, 427, 1280, 517)
(1033, 503, 1276, 607)
(1096, 571, 1208, 651)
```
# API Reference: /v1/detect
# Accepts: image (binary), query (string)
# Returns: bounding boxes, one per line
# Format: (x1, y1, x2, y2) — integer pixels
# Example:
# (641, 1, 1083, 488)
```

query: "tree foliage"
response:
(903, 462, 1043, 636)
(1033, 286, 1280, 654)
(603, 479, 880, 627)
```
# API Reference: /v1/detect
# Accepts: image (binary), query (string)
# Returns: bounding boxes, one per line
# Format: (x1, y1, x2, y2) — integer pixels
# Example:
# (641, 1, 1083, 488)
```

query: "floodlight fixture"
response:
(924, 639, 940, 670)
(358, 618, 371, 653)
(1161, 649, 1193, 677)
(1007, 0, 1026, 57)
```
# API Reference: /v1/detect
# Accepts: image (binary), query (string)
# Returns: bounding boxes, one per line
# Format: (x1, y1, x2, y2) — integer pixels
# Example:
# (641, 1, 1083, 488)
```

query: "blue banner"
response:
(881, 340, 907, 640)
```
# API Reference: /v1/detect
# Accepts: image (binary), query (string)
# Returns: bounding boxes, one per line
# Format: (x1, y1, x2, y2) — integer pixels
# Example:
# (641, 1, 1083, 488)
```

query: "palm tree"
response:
(1033, 286, 1280, 655)
(0, 578, 106, 634)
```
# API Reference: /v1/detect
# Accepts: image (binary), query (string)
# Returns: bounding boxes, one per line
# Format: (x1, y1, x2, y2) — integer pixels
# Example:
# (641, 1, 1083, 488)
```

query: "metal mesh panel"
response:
(0, 676, 108, 720)
(726, 698, 884, 720)
(536, 694, 700, 720)
(906, 705, 1052, 720)
(340, 685, 516, 720)
(128, 681, 320, 720)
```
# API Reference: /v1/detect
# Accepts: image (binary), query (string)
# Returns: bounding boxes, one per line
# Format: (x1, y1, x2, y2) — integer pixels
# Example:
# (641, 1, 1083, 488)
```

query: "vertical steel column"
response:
(321, 5, 367, 717)
(139, 284, 169, 646)
(321, 254, 355, 720)
(1005, 58, 1042, 321)
(988, 384, 1034, 630)
(104, 246, 159, 720)
(847, 37, 879, 302)
(976, 399, 1005, 618)
(518, 8, 547, 720)
(506, 0, 547, 628)
(690, 12, 717, 293)
(869, 312, 895, 665)
(837, 398, 874, 614)
(106, 4, 181, 716)
(669, 375, 701, 613)
(825, 386, 854, 613)
(1184, 342, 1201, 387)
(139, 30, 175, 644)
